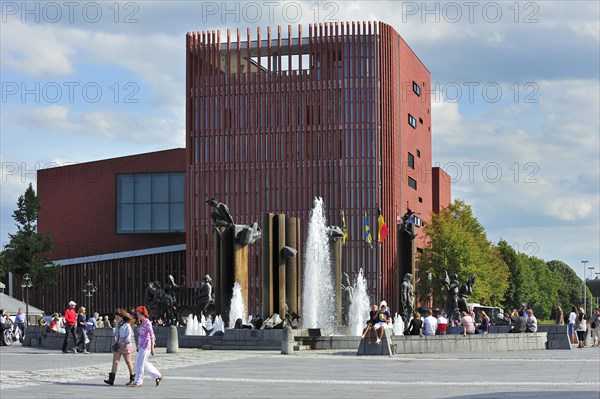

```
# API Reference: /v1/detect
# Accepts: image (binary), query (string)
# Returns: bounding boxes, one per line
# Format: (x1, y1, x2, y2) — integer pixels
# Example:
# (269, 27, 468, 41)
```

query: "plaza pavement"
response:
(0, 344, 598, 398)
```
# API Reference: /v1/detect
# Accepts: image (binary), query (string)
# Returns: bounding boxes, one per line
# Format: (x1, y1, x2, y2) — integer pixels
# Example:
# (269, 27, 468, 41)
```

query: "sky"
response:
(1, 1, 599, 280)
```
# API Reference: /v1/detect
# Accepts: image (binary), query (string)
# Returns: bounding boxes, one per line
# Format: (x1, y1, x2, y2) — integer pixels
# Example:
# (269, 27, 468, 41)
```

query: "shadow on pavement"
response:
(448, 391, 598, 399)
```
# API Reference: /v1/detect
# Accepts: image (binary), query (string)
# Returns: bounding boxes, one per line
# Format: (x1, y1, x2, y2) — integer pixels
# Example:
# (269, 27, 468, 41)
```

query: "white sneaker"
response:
(376, 338, 381, 345)
(72, 348, 78, 354)
(82, 350, 89, 354)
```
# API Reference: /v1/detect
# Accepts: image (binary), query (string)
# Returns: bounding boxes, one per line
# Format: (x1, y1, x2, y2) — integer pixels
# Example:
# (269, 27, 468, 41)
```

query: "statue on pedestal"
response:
(341, 272, 353, 326)
(207, 198, 262, 245)
(400, 273, 414, 328)
(399, 208, 417, 240)
(145, 274, 179, 325)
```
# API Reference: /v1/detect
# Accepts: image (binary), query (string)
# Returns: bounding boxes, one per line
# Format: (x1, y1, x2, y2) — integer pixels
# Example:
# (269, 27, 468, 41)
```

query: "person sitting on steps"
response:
(373, 304, 392, 344)
(361, 305, 379, 342)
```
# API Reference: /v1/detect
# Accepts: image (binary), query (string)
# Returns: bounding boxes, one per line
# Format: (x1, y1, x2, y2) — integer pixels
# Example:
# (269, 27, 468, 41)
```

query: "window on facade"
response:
(408, 176, 417, 190)
(419, 117, 423, 124)
(117, 172, 185, 233)
(418, 197, 423, 203)
(417, 149, 421, 158)
(408, 152, 415, 169)
(408, 114, 417, 129)
(412, 81, 421, 96)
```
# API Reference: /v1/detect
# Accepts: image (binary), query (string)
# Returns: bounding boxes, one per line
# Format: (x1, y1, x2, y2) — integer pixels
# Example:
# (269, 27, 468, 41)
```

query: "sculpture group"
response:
(143, 200, 477, 334)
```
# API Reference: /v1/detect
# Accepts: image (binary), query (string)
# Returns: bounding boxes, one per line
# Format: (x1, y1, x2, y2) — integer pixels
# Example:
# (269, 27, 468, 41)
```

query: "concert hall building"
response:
(186, 21, 451, 310)
(23, 21, 450, 316)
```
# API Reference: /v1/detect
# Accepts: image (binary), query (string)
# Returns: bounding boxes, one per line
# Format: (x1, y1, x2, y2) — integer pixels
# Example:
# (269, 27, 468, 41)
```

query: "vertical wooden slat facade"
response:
(15, 250, 188, 316)
(186, 21, 433, 313)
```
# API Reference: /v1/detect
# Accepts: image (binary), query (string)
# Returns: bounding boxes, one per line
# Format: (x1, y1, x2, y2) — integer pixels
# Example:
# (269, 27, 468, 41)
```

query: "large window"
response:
(408, 152, 415, 169)
(117, 173, 185, 233)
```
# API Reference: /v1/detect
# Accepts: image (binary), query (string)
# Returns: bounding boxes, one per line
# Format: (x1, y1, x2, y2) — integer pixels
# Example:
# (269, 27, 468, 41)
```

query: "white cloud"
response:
(0, 21, 83, 77)
(432, 78, 599, 272)
(3, 105, 185, 147)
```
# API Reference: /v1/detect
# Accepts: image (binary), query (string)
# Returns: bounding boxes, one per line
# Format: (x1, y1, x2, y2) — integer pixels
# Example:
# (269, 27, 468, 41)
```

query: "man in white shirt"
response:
(423, 308, 438, 336)
(526, 309, 538, 333)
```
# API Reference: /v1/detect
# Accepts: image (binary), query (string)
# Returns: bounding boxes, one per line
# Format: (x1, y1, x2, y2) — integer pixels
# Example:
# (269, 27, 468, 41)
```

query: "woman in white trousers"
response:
(131, 306, 163, 388)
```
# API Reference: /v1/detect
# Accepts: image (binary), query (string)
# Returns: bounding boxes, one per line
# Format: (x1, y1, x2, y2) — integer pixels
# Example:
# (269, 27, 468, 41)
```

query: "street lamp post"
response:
(82, 281, 97, 315)
(582, 260, 589, 315)
(21, 274, 33, 326)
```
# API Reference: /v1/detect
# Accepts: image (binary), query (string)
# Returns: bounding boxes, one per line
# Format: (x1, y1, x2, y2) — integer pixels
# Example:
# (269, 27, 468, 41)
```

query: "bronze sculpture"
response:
(197, 274, 216, 316)
(341, 272, 354, 326)
(400, 273, 414, 329)
(145, 274, 180, 326)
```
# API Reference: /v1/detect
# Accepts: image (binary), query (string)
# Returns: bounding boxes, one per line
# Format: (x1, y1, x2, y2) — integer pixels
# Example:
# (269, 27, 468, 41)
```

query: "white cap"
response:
(68, 301, 76, 306)
(380, 300, 387, 307)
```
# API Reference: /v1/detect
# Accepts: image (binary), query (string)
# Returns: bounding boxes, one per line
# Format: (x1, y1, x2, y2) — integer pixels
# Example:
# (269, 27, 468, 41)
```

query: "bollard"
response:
(166, 325, 179, 353)
(281, 322, 295, 355)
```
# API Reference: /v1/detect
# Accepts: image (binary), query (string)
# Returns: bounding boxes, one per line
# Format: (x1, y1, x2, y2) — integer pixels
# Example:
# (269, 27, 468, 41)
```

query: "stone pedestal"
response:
(357, 329, 393, 356)
(330, 239, 343, 325)
(215, 227, 250, 324)
(396, 224, 416, 314)
(262, 213, 300, 319)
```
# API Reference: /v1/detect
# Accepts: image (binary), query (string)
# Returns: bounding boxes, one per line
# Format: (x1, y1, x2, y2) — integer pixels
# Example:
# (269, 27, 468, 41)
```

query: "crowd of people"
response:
(355, 302, 599, 341)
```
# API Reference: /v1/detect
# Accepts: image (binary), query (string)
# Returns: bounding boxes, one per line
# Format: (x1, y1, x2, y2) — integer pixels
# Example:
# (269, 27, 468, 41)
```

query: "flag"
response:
(363, 211, 373, 249)
(396, 206, 402, 224)
(341, 210, 349, 245)
(377, 208, 389, 243)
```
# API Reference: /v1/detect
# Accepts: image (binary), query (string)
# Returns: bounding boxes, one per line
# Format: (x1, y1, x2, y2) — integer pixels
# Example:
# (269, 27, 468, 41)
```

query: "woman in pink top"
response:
(460, 311, 475, 336)
(131, 306, 163, 388)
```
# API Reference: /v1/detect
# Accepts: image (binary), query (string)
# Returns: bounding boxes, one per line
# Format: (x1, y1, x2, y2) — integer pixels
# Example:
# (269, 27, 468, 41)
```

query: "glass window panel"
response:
(134, 174, 151, 203)
(170, 173, 185, 202)
(118, 204, 134, 232)
(152, 174, 169, 202)
(170, 203, 185, 232)
(118, 175, 134, 203)
(134, 204, 151, 231)
(152, 203, 169, 231)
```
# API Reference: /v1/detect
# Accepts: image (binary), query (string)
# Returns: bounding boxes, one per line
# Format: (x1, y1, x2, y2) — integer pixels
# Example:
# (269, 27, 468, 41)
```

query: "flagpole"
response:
(378, 237, 382, 303)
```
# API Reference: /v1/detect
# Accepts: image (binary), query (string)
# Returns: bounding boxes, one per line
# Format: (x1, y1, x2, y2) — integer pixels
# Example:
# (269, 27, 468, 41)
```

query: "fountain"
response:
(348, 268, 370, 336)
(393, 313, 404, 335)
(229, 282, 246, 328)
(301, 197, 336, 331)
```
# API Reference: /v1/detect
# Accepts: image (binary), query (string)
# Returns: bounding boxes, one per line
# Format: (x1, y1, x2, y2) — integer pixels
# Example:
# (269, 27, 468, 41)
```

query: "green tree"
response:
(419, 200, 509, 308)
(526, 256, 560, 319)
(1, 183, 58, 285)
(547, 260, 587, 311)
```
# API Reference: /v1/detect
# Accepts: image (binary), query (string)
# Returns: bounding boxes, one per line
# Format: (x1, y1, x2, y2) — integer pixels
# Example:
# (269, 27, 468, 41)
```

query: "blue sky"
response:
(1, 1, 599, 280)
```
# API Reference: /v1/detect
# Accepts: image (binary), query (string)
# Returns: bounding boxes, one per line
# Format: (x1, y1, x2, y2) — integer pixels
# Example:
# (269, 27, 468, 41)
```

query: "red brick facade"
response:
(38, 149, 186, 261)
(187, 22, 451, 308)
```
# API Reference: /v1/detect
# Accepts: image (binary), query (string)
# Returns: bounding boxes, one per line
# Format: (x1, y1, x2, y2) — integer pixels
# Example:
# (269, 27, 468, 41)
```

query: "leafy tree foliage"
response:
(418, 200, 509, 308)
(547, 260, 590, 311)
(0, 183, 58, 285)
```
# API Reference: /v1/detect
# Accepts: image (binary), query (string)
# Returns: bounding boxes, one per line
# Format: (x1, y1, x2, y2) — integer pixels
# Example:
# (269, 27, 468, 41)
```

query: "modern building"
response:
(186, 21, 451, 312)
(21, 21, 450, 317)
(24, 149, 189, 315)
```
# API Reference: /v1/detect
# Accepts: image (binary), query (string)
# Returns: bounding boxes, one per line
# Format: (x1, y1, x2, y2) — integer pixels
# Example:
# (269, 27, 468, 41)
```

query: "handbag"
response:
(592, 321, 597, 329)
(112, 323, 121, 352)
